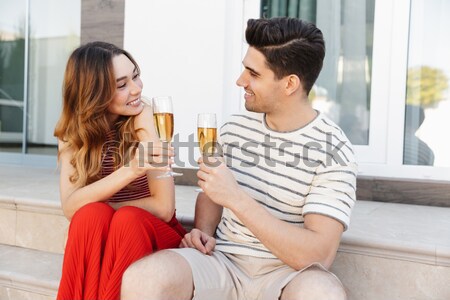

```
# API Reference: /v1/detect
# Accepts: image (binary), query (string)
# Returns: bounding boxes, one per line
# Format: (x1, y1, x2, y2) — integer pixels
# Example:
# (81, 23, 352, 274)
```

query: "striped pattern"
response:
(215, 112, 357, 258)
(101, 130, 150, 202)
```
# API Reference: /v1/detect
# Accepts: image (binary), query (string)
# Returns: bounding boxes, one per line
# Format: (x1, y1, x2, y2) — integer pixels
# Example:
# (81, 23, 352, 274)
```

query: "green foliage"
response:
(406, 66, 449, 107)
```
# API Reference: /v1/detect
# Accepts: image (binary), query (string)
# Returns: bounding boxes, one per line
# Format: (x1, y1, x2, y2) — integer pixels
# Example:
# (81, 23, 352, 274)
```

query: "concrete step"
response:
(0, 164, 196, 300)
(332, 201, 450, 300)
(0, 196, 68, 255)
(0, 244, 61, 300)
(1, 202, 449, 300)
(1, 165, 450, 299)
(0, 194, 195, 255)
(0, 165, 196, 254)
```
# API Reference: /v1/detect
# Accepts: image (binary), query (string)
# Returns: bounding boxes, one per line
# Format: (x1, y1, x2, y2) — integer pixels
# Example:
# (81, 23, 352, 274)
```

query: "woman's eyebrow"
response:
(116, 67, 138, 82)
(116, 75, 127, 82)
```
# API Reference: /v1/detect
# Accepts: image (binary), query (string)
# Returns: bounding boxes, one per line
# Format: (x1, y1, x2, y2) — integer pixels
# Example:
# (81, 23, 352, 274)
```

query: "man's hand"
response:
(179, 228, 216, 255)
(197, 157, 242, 209)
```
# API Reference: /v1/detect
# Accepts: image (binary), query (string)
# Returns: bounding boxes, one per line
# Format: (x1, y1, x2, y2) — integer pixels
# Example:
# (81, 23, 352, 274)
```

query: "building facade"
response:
(1, 0, 449, 204)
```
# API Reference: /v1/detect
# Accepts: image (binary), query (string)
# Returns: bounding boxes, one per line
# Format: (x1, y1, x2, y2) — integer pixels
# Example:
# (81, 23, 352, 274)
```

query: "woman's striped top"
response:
(101, 130, 150, 202)
(214, 111, 358, 258)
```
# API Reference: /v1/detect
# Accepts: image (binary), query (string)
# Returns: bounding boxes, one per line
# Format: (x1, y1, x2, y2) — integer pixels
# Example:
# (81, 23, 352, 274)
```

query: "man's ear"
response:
(284, 74, 301, 96)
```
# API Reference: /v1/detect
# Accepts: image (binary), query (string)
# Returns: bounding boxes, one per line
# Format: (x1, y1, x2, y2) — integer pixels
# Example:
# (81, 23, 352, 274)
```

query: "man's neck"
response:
(265, 97, 317, 132)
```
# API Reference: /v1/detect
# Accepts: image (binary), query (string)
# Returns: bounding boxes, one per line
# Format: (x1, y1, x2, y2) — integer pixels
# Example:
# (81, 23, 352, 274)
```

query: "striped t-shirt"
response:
(214, 111, 357, 258)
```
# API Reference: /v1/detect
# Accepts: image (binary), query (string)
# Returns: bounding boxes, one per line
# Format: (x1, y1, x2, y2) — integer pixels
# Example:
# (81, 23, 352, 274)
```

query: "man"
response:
(121, 17, 357, 300)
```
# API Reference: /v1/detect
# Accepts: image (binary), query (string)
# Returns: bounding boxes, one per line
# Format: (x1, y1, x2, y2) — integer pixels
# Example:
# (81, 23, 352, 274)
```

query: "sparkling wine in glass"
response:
(152, 96, 182, 178)
(198, 113, 217, 157)
(196, 113, 217, 191)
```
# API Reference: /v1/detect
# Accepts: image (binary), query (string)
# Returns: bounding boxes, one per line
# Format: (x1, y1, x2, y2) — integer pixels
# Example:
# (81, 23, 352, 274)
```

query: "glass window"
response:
(261, 0, 317, 20)
(404, 0, 450, 167)
(0, 1, 25, 153)
(0, 0, 80, 156)
(27, 0, 80, 155)
(261, 0, 376, 146)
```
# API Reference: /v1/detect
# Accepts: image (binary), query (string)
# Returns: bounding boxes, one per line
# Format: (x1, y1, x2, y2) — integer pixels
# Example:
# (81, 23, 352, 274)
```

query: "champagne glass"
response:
(152, 96, 182, 178)
(196, 113, 217, 191)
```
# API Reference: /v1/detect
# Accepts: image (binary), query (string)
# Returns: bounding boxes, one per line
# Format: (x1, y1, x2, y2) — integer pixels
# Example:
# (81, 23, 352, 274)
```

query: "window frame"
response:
(243, 0, 450, 182)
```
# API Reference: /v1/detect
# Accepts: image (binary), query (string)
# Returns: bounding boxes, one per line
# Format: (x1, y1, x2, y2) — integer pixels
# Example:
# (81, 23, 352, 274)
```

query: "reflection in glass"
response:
(403, 104, 434, 165)
(27, 0, 80, 155)
(0, 1, 25, 153)
(404, 0, 450, 167)
(0, 1, 80, 156)
(261, 0, 375, 145)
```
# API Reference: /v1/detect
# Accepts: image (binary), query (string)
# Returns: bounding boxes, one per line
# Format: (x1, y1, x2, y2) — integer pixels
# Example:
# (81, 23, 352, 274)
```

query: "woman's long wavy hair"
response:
(54, 41, 140, 187)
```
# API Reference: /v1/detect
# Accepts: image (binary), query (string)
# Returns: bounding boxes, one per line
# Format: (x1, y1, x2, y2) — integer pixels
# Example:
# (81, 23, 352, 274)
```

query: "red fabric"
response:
(57, 202, 186, 300)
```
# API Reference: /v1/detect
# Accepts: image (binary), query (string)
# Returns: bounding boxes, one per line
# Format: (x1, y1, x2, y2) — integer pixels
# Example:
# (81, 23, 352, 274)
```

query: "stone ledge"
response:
(15, 197, 62, 216)
(0, 245, 60, 297)
(0, 197, 450, 266)
(1, 165, 450, 268)
(340, 235, 438, 266)
(331, 252, 450, 300)
(341, 200, 450, 268)
(0, 196, 15, 210)
(3, 194, 450, 268)
(2, 198, 450, 300)
(2, 244, 448, 300)
(0, 195, 62, 216)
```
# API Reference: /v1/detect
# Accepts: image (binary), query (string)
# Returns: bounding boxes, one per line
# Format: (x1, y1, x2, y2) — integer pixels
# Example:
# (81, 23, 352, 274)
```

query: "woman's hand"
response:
(129, 141, 173, 177)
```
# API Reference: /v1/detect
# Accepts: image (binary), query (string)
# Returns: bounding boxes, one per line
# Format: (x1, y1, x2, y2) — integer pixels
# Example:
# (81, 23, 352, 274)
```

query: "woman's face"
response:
(107, 54, 144, 123)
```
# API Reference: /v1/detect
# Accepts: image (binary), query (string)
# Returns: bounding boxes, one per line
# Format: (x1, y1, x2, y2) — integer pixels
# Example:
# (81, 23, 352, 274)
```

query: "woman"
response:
(54, 41, 186, 300)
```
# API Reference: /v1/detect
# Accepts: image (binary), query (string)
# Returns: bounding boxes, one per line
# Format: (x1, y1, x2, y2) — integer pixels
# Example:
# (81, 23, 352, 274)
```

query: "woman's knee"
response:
(110, 205, 152, 229)
(281, 266, 347, 300)
(66, 202, 115, 244)
(113, 205, 147, 220)
(70, 202, 115, 228)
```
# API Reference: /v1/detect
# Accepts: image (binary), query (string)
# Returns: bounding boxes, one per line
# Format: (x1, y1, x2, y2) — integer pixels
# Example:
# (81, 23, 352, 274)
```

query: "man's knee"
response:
(281, 266, 346, 300)
(121, 256, 149, 291)
(122, 251, 174, 291)
(121, 250, 193, 300)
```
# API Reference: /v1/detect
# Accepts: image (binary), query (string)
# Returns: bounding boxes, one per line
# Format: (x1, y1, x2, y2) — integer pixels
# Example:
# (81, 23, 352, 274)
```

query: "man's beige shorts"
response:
(169, 248, 339, 300)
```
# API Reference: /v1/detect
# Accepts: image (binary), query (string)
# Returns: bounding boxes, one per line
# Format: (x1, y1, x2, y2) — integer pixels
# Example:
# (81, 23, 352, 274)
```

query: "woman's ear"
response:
(284, 74, 301, 96)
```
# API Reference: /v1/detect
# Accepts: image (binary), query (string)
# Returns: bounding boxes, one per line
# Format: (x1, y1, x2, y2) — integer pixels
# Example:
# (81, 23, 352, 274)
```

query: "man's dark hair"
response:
(245, 17, 325, 94)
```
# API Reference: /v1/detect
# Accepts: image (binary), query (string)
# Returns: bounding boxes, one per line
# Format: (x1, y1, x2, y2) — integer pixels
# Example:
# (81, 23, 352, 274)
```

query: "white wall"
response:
(124, 0, 259, 168)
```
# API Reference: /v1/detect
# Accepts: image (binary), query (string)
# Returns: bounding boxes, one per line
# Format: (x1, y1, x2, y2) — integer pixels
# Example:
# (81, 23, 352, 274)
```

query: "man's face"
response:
(236, 47, 285, 113)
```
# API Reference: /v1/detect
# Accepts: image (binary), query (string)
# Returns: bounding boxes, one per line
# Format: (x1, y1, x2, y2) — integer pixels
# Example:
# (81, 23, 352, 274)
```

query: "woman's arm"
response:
(109, 105, 176, 222)
(58, 139, 144, 220)
(59, 105, 176, 222)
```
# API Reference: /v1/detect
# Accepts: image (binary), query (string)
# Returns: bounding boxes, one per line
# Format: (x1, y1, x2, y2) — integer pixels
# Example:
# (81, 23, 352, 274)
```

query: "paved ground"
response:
(0, 164, 197, 217)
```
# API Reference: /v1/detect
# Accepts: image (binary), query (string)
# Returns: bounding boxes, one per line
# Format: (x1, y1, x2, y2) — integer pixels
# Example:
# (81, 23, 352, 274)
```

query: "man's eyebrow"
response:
(244, 65, 261, 76)
(116, 67, 138, 82)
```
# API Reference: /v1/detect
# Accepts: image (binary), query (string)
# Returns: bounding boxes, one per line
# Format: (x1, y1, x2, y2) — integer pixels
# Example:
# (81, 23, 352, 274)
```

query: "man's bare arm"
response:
(194, 192, 223, 236)
(179, 192, 223, 254)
